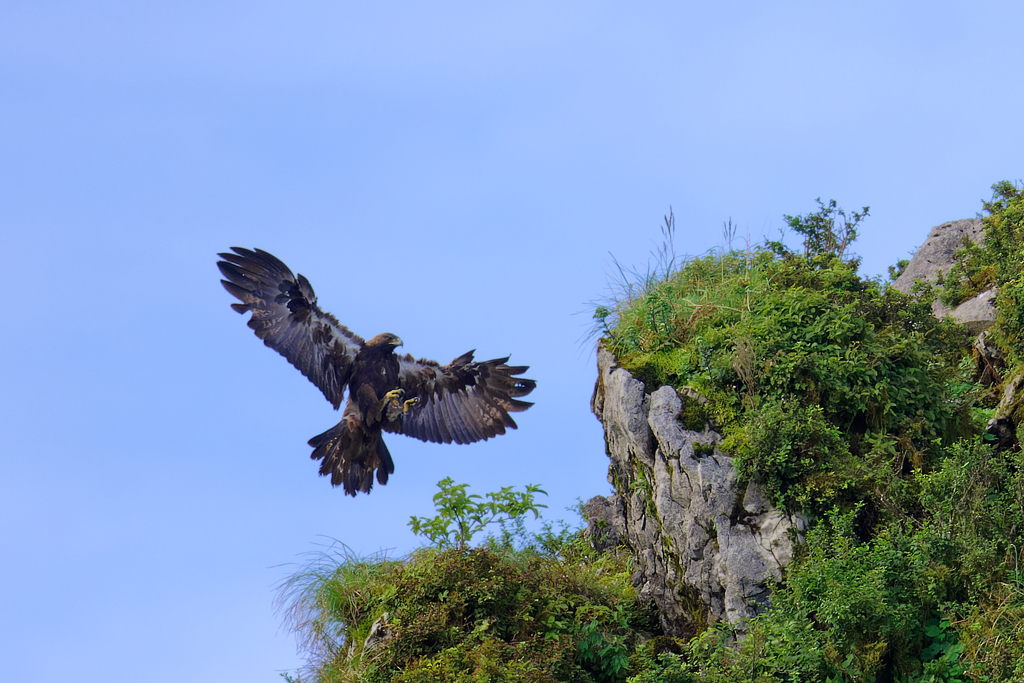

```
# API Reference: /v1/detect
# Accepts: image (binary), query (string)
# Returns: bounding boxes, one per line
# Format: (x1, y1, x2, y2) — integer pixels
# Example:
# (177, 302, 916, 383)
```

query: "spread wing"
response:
(217, 247, 364, 409)
(384, 351, 536, 444)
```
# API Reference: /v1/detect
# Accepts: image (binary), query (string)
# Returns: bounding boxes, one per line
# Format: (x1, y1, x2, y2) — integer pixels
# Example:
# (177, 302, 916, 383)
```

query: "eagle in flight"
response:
(218, 247, 536, 496)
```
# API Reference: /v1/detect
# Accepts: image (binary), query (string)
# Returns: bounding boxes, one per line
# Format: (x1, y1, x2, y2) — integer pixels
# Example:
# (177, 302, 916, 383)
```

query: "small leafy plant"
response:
(408, 477, 548, 550)
(776, 197, 869, 262)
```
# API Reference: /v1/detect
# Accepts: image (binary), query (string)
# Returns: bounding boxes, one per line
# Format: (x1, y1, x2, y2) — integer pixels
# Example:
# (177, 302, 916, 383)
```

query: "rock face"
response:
(892, 218, 996, 334)
(587, 343, 805, 638)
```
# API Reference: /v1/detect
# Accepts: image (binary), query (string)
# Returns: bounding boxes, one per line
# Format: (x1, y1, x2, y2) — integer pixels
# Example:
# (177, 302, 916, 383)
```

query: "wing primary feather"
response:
(218, 247, 362, 411)
(506, 398, 535, 411)
(217, 261, 258, 287)
(449, 391, 483, 441)
(444, 395, 472, 444)
(435, 394, 463, 444)
(433, 400, 454, 443)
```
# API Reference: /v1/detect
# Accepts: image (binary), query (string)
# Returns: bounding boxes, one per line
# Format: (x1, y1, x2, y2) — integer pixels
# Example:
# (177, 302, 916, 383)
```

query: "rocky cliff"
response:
(586, 342, 806, 638)
(583, 217, 1009, 639)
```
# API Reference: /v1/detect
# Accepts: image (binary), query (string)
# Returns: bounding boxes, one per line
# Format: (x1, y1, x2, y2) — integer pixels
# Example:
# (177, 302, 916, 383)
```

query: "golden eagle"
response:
(217, 247, 536, 496)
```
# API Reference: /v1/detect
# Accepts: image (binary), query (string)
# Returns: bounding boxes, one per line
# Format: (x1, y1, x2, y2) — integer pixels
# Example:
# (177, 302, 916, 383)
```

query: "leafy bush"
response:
(736, 399, 851, 511)
(777, 197, 869, 262)
(955, 583, 1024, 682)
(408, 478, 548, 550)
(277, 483, 651, 683)
(917, 440, 1024, 599)
(365, 547, 635, 683)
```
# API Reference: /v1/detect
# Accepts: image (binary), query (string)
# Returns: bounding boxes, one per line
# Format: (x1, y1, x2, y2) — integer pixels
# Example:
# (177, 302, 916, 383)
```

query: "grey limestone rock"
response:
(952, 288, 998, 336)
(893, 218, 984, 297)
(988, 372, 1024, 450)
(892, 218, 996, 333)
(583, 495, 626, 552)
(361, 612, 392, 658)
(588, 342, 803, 637)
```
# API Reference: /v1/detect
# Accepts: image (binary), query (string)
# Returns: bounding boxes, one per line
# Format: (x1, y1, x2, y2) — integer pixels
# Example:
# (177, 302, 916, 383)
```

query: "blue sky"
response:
(2, 2, 1021, 681)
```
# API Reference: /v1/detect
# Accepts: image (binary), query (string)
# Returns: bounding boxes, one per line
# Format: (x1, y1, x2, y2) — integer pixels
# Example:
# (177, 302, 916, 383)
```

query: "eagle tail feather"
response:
(308, 417, 392, 496)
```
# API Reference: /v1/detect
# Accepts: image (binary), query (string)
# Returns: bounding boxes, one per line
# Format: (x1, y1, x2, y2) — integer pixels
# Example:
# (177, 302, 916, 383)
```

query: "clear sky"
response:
(2, 2, 1021, 681)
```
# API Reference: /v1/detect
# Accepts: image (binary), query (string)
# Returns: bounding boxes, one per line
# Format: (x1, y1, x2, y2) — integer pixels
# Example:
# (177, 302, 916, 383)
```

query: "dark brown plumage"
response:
(217, 247, 536, 496)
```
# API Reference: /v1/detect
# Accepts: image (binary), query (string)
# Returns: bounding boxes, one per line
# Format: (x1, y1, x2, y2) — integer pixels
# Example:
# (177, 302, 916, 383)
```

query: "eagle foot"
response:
(384, 392, 416, 423)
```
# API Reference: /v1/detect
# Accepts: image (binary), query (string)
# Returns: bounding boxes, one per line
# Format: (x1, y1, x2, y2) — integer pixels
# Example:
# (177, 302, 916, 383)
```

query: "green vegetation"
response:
(277, 481, 655, 683)
(594, 201, 974, 515)
(279, 185, 1024, 681)
(407, 477, 549, 551)
(588, 188, 1023, 681)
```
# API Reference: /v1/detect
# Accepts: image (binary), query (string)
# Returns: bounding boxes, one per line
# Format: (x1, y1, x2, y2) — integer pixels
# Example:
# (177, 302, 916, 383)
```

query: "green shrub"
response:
(626, 649, 696, 683)
(408, 478, 548, 551)
(736, 399, 851, 512)
(278, 485, 648, 683)
(955, 583, 1024, 682)
(917, 440, 1024, 599)
(778, 197, 869, 262)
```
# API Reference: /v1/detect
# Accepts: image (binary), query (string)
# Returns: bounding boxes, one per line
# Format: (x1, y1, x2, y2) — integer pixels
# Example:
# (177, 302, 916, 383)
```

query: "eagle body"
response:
(348, 334, 404, 428)
(217, 247, 535, 496)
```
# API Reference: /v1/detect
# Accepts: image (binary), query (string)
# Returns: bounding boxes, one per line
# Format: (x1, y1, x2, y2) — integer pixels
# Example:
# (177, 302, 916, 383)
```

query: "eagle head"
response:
(366, 333, 403, 351)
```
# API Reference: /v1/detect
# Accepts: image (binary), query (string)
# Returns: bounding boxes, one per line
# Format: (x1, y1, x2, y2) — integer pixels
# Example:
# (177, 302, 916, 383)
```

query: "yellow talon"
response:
(384, 388, 404, 404)
(403, 397, 420, 413)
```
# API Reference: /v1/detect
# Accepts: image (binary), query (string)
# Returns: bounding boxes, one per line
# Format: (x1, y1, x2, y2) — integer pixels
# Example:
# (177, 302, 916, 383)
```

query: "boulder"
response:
(892, 218, 984, 298)
(892, 218, 996, 333)
(953, 287, 998, 336)
(582, 495, 626, 553)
